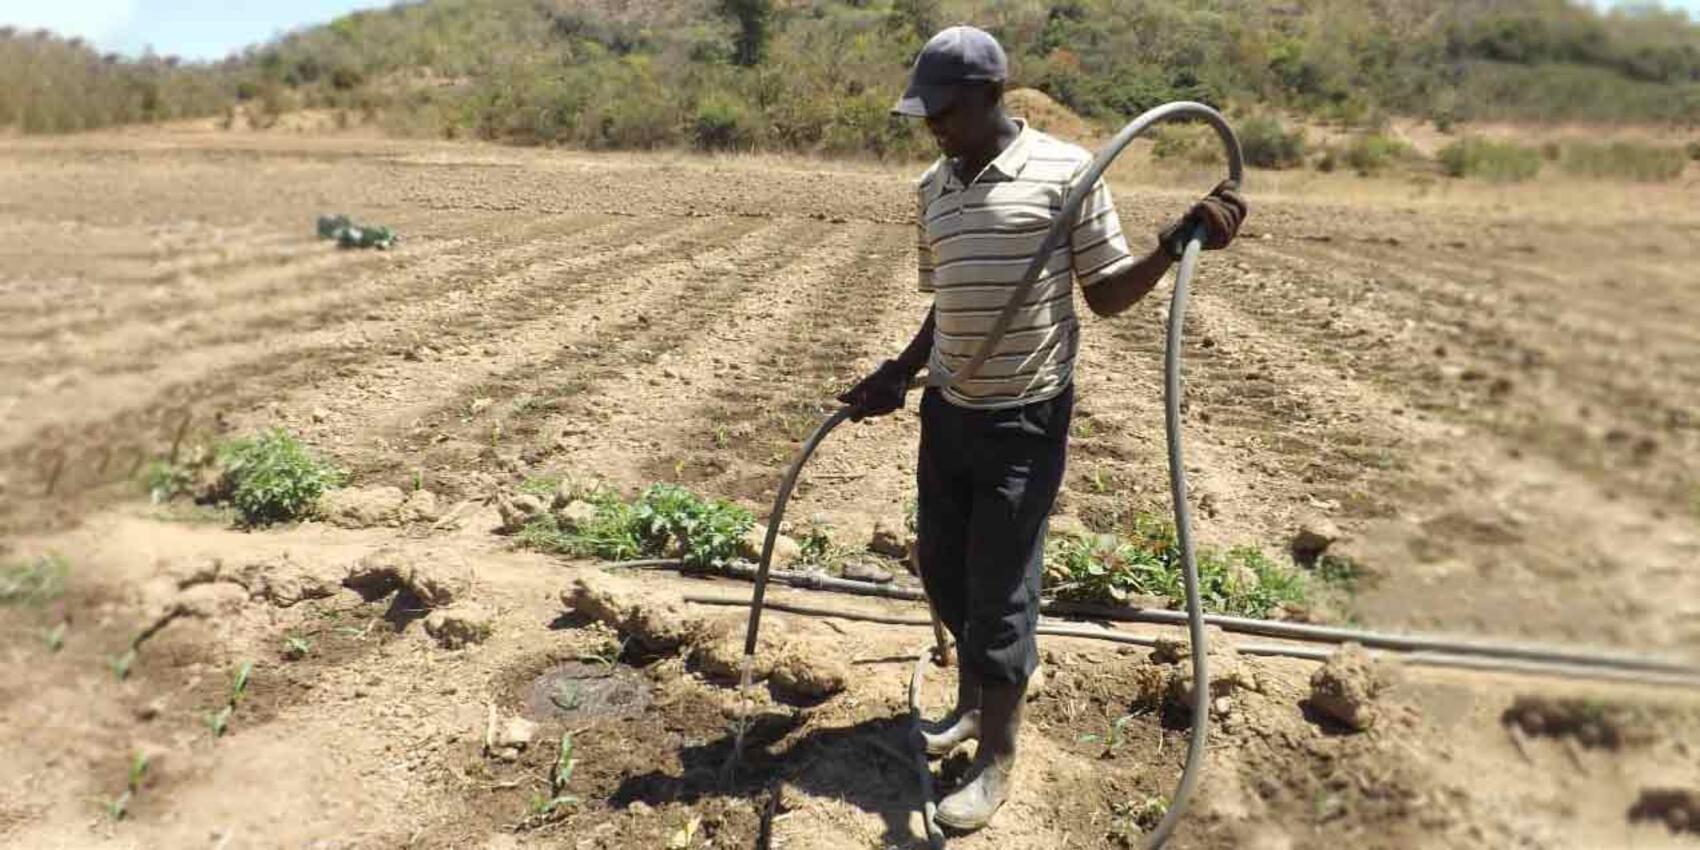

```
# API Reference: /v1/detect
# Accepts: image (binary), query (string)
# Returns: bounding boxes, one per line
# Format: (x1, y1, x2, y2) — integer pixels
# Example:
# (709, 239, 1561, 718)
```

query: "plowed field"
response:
(2, 130, 1698, 849)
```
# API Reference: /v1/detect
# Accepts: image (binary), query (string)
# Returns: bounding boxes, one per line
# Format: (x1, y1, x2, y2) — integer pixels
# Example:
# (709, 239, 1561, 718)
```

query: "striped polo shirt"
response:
(917, 121, 1135, 410)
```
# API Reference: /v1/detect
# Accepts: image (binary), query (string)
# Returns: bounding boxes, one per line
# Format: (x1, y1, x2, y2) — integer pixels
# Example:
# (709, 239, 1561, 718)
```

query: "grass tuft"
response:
(0, 553, 68, 606)
(1438, 137, 1543, 182)
(517, 483, 752, 572)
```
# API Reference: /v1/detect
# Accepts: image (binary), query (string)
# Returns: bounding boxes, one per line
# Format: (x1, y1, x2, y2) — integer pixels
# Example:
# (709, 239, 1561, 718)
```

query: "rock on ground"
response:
(867, 518, 911, 560)
(424, 605, 494, 649)
(769, 646, 848, 700)
(738, 524, 802, 568)
(496, 493, 546, 534)
(1158, 628, 1264, 712)
(1308, 643, 1391, 732)
(1290, 516, 1345, 566)
(555, 499, 599, 529)
(319, 485, 408, 528)
(564, 574, 845, 702)
(399, 489, 441, 524)
(344, 546, 467, 609)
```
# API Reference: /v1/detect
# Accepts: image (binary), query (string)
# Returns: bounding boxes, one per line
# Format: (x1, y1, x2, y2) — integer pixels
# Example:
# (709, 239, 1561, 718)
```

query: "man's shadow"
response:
(609, 707, 937, 849)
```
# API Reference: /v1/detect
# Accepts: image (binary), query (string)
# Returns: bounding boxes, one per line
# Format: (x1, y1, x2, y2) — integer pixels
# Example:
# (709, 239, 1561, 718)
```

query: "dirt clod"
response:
(739, 524, 802, 567)
(1502, 695, 1652, 749)
(555, 499, 599, 529)
(319, 485, 408, 528)
(770, 647, 848, 700)
(1630, 789, 1700, 835)
(424, 605, 494, 649)
(1290, 516, 1344, 566)
(400, 489, 441, 523)
(1308, 643, 1391, 732)
(1161, 629, 1262, 713)
(496, 493, 546, 533)
(344, 546, 466, 609)
(867, 518, 910, 559)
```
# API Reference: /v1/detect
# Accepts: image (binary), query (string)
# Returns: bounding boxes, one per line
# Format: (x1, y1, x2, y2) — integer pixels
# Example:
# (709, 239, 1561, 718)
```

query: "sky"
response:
(0, 0, 396, 60)
(2, 0, 1698, 62)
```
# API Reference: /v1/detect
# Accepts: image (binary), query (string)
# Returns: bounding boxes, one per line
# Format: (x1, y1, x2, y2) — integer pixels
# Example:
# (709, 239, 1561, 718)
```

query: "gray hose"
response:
(726, 102, 1242, 848)
(627, 560, 1700, 683)
(686, 595, 1700, 690)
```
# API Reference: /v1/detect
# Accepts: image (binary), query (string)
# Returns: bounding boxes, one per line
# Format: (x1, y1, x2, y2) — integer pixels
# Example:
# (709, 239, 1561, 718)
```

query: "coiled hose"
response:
(730, 102, 1244, 849)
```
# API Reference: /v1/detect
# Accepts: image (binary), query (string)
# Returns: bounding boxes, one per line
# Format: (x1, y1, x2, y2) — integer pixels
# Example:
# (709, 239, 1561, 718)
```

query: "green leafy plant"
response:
(1044, 514, 1312, 618)
(214, 429, 348, 526)
(795, 520, 835, 566)
(517, 483, 751, 572)
(632, 484, 753, 570)
(0, 553, 68, 606)
(141, 459, 195, 504)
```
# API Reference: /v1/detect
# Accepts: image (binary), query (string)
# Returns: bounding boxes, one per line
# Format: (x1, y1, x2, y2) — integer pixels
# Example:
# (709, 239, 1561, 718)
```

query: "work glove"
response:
(1158, 180, 1248, 258)
(837, 360, 910, 421)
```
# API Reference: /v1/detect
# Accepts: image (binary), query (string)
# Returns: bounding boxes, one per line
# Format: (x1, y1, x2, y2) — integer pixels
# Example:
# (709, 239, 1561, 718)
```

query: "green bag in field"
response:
(316, 214, 352, 239)
(315, 213, 397, 250)
(336, 225, 397, 250)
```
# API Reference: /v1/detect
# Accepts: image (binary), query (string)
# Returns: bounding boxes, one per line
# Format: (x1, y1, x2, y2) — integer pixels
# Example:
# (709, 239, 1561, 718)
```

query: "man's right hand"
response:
(837, 360, 911, 421)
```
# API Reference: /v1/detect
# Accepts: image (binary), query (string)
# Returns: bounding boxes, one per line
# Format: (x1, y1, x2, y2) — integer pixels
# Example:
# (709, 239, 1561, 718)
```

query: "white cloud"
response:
(0, 0, 139, 45)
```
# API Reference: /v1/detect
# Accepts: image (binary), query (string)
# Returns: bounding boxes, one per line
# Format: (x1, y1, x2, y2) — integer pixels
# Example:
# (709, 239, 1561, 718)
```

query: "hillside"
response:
(3, 0, 1700, 152)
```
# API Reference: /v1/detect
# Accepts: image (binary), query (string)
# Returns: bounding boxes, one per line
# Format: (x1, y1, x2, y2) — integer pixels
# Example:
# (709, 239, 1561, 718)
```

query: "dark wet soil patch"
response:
(521, 660, 653, 723)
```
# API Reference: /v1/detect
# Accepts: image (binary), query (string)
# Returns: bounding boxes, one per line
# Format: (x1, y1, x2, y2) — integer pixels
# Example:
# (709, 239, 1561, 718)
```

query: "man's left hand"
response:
(1159, 180, 1248, 256)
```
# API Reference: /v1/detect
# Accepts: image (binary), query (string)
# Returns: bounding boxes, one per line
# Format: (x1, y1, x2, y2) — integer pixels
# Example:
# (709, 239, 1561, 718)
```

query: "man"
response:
(836, 26, 1247, 832)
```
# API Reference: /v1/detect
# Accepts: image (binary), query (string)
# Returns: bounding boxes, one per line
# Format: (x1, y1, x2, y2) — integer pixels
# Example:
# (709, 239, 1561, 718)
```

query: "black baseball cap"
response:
(892, 26, 1008, 118)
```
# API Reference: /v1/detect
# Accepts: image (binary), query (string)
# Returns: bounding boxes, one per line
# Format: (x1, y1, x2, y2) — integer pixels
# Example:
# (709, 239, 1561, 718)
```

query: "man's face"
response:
(923, 86, 995, 159)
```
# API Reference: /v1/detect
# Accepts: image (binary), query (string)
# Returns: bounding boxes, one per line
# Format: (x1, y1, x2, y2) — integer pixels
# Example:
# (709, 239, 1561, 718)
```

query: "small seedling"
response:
(1134, 794, 1169, 828)
(206, 705, 233, 738)
(1088, 469, 1111, 494)
(1078, 713, 1138, 758)
(282, 636, 312, 660)
(230, 661, 253, 703)
(207, 661, 253, 738)
(711, 425, 730, 449)
(112, 648, 138, 681)
(579, 635, 629, 673)
(550, 681, 583, 712)
(43, 621, 67, 652)
(106, 751, 150, 820)
(412, 469, 424, 492)
(527, 733, 579, 817)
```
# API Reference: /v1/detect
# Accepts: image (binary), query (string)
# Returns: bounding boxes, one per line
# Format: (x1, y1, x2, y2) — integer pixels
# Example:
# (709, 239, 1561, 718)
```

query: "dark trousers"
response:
(915, 384, 1072, 686)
